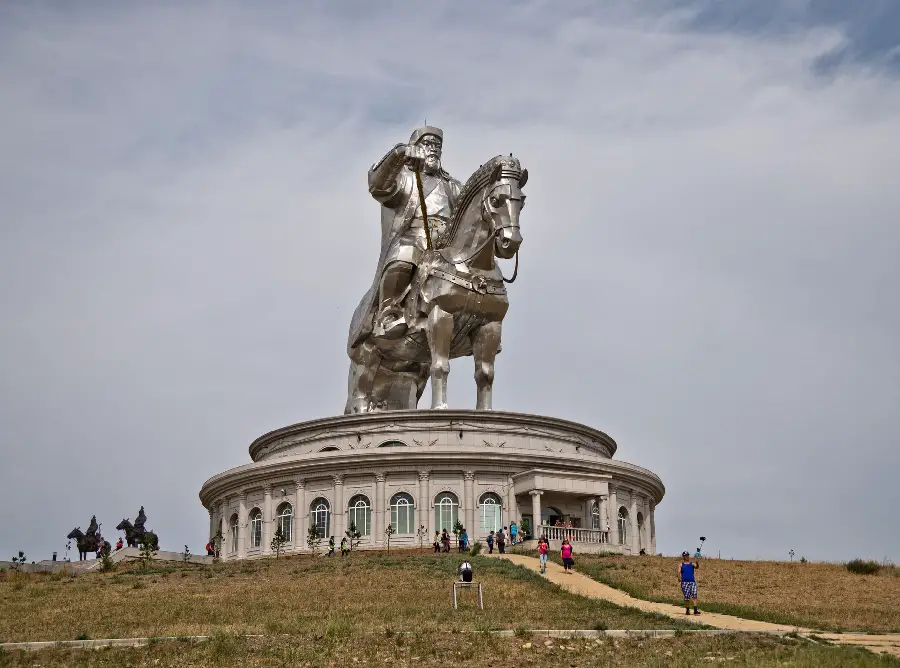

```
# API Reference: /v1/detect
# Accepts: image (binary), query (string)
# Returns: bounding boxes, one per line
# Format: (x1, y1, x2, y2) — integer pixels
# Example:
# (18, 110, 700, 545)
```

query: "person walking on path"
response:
(328, 536, 336, 557)
(496, 527, 506, 554)
(538, 534, 549, 574)
(340, 537, 350, 557)
(510, 521, 518, 545)
(433, 531, 441, 553)
(487, 531, 495, 554)
(679, 550, 701, 615)
(441, 529, 451, 552)
(458, 528, 469, 553)
(560, 538, 574, 572)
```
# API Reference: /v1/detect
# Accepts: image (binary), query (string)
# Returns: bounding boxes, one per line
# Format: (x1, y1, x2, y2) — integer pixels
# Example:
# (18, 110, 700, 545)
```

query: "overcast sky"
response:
(2, 1, 898, 564)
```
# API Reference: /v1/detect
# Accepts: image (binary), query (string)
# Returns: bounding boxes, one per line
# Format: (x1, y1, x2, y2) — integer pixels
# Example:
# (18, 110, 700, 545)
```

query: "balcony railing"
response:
(539, 524, 608, 543)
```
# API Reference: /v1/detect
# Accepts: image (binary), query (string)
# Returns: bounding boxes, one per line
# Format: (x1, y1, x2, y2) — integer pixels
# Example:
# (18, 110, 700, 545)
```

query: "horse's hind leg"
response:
(425, 305, 453, 409)
(345, 342, 381, 414)
(471, 320, 502, 410)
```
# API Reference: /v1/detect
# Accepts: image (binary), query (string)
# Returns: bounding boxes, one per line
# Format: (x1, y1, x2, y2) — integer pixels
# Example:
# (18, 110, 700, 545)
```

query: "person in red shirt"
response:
(538, 535, 549, 574)
(115, 537, 123, 551)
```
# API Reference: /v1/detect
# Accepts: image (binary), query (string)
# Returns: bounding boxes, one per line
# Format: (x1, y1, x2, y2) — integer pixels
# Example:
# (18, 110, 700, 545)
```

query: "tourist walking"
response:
(458, 528, 469, 553)
(538, 535, 549, 574)
(510, 521, 518, 545)
(340, 537, 349, 557)
(328, 536, 335, 557)
(433, 531, 441, 553)
(679, 551, 700, 614)
(441, 529, 451, 552)
(487, 531, 495, 554)
(561, 538, 574, 572)
(496, 527, 506, 554)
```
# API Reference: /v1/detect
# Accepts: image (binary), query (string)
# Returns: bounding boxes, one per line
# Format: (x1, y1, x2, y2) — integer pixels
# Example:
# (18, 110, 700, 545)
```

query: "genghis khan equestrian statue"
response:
(355, 126, 462, 343)
(345, 125, 526, 414)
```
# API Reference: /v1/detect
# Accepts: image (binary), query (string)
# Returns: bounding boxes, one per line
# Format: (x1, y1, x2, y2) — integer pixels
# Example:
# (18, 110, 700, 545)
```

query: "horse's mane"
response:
(438, 154, 522, 248)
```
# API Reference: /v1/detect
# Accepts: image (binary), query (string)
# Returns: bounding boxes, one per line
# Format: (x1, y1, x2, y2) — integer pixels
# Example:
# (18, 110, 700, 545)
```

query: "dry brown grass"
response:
(0, 551, 687, 643)
(2, 630, 897, 667)
(567, 553, 900, 633)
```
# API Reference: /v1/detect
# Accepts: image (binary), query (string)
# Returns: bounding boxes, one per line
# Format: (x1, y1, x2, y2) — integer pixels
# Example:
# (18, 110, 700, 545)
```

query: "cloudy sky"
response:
(2, 1, 898, 564)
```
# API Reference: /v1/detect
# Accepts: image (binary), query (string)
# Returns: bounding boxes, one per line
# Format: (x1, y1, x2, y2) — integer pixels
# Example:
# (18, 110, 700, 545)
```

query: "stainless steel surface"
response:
(345, 127, 527, 413)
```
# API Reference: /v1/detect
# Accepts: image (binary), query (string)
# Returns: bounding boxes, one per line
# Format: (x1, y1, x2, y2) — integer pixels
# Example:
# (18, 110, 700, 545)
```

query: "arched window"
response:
(319, 446, 340, 452)
(391, 493, 415, 535)
(479, 492, 503, 534)
(637, 512, 645, 550)
(277, 502, 293, 543)
(434, 492, 459, 533)
(229, 514, 239, 553)
(617, 507, 628, 545)
(541, 507, 563, 527)
(348, 495, 372, 536)
(377, 440, 407, 447)
(310, 498, 330, 538)
(591, 503, 601, 530)
(249, 508, 263, 548)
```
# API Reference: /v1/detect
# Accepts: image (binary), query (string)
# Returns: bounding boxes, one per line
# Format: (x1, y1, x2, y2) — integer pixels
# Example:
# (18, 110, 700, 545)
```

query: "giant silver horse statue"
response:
(346, 126, 526, 413)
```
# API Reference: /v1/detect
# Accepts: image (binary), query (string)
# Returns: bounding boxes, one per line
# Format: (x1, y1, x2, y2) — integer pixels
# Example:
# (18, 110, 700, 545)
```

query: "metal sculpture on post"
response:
(346, 126, 527, 413)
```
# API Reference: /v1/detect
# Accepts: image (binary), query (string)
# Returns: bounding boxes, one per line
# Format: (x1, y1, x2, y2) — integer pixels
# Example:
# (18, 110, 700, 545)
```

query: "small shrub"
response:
(799, 556, 807, 564)
(846, 559, 880, 575)
(513, 626, 530, 637)
(593, 620, 609, 632)
(469, 541, 482, 556)
(76, 632, 90, 640)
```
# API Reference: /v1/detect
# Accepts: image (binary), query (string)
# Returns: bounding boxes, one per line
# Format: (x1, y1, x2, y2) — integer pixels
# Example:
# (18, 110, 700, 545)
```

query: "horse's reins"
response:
(415, 167, 519, 284)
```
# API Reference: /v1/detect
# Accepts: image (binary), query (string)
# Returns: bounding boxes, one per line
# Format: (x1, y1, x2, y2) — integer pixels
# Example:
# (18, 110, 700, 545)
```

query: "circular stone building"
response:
(199, 410, 663, 559)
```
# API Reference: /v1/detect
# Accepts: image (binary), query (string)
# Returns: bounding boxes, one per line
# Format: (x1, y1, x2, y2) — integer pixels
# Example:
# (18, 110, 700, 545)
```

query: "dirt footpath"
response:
(487, 553, 900, 657)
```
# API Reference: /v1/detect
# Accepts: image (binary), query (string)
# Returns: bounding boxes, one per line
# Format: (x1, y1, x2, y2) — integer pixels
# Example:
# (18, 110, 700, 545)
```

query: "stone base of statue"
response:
(199, 410, 663, 559)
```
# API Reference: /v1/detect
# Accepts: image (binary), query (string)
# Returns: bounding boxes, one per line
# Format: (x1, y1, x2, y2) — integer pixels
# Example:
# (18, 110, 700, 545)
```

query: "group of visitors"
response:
(326, 536, 353, 557)
(431, 528, 471, 552)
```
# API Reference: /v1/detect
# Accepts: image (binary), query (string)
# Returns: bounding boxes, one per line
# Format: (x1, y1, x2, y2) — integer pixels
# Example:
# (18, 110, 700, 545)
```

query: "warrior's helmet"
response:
(409, 125, 443, 145)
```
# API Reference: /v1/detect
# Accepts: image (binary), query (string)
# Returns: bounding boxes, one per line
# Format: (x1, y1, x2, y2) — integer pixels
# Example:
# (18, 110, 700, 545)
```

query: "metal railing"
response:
(538, 524, 608, 543)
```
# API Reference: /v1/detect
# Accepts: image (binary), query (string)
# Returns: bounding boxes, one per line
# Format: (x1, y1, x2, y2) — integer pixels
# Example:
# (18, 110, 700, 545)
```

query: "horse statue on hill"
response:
(117, 506, 159, 549)
(345, 154, 526, 412)
(67, 515, 111, 560)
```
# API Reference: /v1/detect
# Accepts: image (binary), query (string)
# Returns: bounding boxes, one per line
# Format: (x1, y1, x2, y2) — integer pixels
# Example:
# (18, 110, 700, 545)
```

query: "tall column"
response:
(530, 490, 542, 535)
(599, 495, 609, 539)
(608, 486, 619, 545)
(333, 475, 344, 540)
(649, 500, 657, 554)
(237, 491, 247, 559)
(427, 474, 433, 531)
(217, 499, 226, 556)
(294, 480, 306, 550)
(375, 472, 386, 544)
(262, 485, 272, 555)
(463, 471, 475, 537)
(208, 507, 215, 542)
(630, 495, 639, 553)
(418, 471, 430, 538)
(506, 475, 518, 533)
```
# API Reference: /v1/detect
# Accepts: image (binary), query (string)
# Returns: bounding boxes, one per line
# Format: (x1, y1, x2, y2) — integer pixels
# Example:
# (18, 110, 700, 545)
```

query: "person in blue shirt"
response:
(458, 529, 469, 553)
(678, 551, 700, 614)
(510, 521, 518, 545)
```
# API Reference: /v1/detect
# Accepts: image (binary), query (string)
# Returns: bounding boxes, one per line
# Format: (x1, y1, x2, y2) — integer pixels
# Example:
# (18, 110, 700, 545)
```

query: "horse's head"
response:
(116, 519, 132, 532)
(483, 156, 526, 259)
(67, 527, 84, 540)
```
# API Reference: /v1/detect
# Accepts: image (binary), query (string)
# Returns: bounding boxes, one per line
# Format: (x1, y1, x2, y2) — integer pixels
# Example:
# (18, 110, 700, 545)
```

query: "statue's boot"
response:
(373, 261, 414, 340)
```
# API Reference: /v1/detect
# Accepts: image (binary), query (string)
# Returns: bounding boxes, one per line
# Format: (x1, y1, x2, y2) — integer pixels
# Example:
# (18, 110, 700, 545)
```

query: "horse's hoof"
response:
(431, 403, 448, 410)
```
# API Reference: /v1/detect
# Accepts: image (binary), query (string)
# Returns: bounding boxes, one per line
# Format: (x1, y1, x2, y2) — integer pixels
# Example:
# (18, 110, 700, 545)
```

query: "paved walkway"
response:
(486, 553, 900, 657)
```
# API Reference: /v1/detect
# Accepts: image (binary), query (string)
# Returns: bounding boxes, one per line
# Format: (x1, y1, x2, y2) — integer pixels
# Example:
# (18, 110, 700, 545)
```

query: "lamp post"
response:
(789, 549, 795, 562)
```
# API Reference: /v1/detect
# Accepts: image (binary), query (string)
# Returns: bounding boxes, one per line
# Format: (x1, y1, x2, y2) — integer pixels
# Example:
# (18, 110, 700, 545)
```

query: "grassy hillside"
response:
(559, 553, 900, 633)
(2, 630, 896, 668)
(0, 552, 685, 644)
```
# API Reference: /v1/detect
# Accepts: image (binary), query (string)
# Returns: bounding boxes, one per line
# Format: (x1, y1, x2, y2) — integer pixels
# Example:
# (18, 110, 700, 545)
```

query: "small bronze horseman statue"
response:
(116, 506, 159, 550)
(66, 515, 111, 560)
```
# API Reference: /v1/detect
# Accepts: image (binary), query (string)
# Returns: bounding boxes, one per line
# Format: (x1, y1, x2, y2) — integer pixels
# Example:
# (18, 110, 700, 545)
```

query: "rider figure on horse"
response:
(348, 125, 462, 347)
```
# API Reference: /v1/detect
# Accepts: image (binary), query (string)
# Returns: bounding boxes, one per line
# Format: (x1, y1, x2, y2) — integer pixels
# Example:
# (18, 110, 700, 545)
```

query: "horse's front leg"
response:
(425, 304, 453, 409)
(471, 320, 502, 410)
(345, 342, 381, 414)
